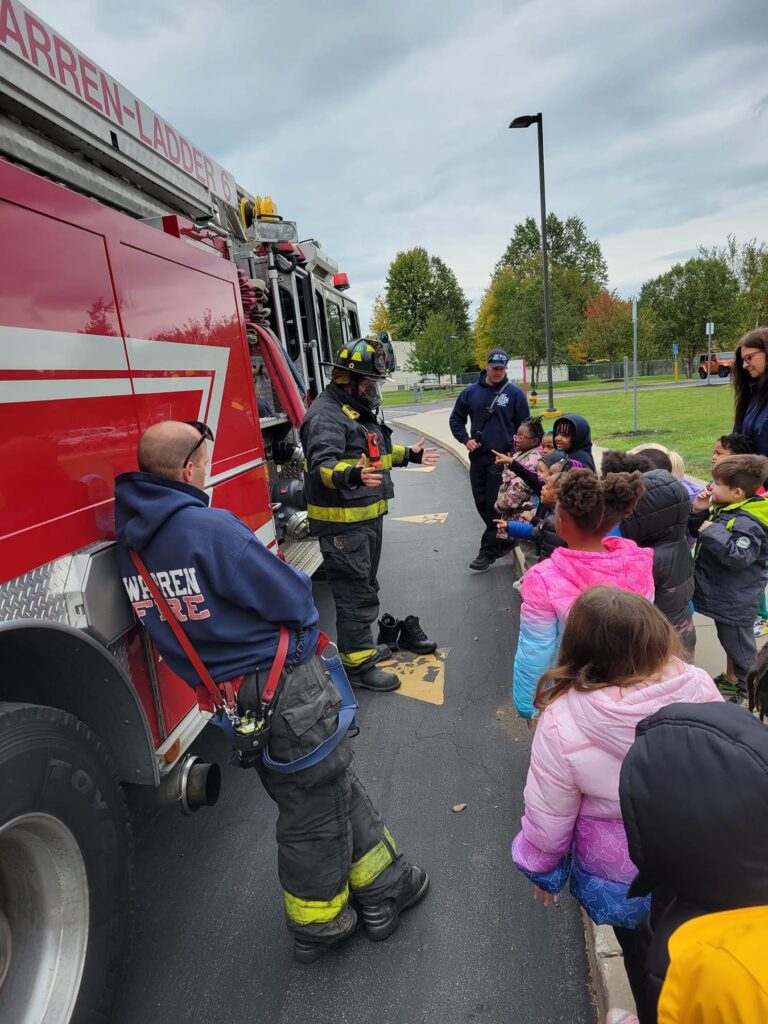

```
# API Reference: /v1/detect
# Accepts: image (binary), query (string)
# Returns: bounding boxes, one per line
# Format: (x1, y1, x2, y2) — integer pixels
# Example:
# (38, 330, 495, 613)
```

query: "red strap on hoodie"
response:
(130, 549, 289, 709)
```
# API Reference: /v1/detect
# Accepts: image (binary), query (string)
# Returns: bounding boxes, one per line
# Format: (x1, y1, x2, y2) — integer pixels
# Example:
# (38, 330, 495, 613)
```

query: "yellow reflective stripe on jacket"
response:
(283, 884, 349, 925)
(319, 462, 352, 489)
(307, 500, 389, 523)
(391, 444, 408, 467)
(341, 404, 360, 420)
(349, 828, 397, 890)
(333, 454, 395, 469)
(340, 648, 377, 668)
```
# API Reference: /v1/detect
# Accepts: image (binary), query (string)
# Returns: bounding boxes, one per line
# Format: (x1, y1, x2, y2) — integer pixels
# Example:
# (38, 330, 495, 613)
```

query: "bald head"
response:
(137, 421, 205, 480)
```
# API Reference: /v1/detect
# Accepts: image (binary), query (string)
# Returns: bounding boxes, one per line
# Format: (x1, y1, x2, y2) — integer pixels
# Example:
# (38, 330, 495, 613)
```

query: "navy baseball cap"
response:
(487, 349, 508, 366)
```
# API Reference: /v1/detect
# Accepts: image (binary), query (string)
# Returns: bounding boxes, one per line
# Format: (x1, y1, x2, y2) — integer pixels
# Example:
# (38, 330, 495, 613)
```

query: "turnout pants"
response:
(469, 450, 507, 559)
(319, 519, 383, 671)
(255, 656, 410, 937)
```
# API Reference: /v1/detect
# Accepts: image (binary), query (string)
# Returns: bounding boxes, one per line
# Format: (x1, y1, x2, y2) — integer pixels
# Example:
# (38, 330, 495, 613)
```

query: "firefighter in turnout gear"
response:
(300, 339, 439, 691)
(115, 421, 430, 963)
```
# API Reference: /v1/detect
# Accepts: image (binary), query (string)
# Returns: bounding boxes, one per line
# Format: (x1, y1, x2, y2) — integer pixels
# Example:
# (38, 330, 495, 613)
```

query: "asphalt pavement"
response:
(116, 427, 594, 1024)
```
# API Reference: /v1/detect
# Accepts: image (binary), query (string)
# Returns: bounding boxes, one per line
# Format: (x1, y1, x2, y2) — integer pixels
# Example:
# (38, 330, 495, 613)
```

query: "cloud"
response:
(28, 0, 768, 330)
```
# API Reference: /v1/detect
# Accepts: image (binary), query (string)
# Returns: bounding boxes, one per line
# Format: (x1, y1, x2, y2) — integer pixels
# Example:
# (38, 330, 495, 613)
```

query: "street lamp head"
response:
(509, 114, 540, 129)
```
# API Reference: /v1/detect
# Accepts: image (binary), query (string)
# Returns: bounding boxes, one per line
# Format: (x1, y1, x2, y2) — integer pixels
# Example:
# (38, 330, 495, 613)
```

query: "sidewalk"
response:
(392, 406, 753, 1022)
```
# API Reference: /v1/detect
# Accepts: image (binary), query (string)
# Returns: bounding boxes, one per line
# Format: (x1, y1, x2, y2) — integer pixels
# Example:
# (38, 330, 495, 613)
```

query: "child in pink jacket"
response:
(513, 469, 654, 719)
(511, 586, 722, 940)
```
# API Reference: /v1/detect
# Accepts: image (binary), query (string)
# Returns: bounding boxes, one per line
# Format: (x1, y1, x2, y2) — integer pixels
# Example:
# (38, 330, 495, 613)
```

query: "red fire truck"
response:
(0, 3, 365, 1020)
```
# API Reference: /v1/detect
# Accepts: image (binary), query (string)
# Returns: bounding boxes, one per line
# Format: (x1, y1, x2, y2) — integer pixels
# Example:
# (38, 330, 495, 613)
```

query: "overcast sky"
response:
(31, 0, 768, 329)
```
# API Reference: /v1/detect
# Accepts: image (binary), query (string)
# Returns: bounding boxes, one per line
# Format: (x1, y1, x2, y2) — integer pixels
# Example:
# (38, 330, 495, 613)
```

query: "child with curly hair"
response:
(513, 469, 654, 719)
(493, 417, 545, 526)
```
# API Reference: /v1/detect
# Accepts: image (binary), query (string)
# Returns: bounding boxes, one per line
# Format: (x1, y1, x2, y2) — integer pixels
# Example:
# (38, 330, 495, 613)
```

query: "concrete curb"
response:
(391, 414, 469, 469)
(392, 411, 633, 1021)
(583, 913, 635, 1022)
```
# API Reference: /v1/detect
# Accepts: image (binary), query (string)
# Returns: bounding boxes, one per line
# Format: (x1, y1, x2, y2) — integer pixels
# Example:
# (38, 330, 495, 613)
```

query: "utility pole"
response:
(447, 335, 456, 392)
(509, 112, 555, 413)
(705, 321, 715, 386)
(632, 297, 638, 432)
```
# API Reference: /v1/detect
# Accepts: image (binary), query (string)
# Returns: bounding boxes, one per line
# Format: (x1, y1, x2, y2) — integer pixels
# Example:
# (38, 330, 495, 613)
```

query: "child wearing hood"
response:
(619, 701, 764, 1023)
(511, 589, 721, 1008)
(553, 413, 595, 470)
(513, 469, 652, 719)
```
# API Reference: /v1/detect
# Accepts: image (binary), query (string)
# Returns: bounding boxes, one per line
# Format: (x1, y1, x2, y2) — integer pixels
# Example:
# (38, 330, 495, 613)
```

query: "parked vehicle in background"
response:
(698, 351, 735, 378)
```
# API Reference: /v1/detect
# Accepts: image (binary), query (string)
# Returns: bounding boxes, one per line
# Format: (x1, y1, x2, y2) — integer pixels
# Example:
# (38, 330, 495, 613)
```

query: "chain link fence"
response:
(456, 358, 679, 387)
(567, 358, 675, 381)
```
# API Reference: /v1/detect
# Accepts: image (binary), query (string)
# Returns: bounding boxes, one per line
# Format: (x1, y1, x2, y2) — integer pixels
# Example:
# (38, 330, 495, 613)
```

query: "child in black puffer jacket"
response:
(601, 449, 696, 658)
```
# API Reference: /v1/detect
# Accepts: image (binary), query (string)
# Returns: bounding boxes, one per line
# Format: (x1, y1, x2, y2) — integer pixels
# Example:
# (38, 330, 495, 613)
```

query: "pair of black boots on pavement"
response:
(293, 864, 430, 964)
(347, 615, 437, 693)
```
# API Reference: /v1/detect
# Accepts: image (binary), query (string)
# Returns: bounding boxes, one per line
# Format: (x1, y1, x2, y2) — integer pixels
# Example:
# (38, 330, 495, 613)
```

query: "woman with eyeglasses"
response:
(733, 328, 768, 456)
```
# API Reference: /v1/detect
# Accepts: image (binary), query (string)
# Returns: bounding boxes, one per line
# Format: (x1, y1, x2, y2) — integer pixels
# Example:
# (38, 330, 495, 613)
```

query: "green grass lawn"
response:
(552, 384, 733, 479)
(382, 387, 458, 406)
(551, 374, 677, 391)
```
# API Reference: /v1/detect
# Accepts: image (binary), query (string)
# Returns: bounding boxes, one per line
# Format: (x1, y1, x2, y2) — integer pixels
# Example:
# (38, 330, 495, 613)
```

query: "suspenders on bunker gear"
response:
(129, 549, 357, 773)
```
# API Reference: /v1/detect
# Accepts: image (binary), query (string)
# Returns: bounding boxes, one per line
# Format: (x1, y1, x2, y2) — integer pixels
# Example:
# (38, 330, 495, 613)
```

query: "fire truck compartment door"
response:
(63, 542, 135, 645)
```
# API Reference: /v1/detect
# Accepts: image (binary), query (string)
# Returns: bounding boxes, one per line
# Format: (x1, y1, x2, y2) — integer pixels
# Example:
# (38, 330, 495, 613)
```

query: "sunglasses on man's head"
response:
(183, 420, 214, 466)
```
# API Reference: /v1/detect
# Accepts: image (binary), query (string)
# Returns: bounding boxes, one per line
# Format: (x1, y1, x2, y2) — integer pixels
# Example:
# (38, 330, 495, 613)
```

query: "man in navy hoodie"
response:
(449, 349, 529, 570)
(114, 420, 428, 964)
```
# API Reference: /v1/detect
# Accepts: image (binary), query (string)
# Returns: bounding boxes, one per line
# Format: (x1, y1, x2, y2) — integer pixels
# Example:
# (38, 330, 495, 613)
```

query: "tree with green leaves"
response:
(405, 312, 473, 383)
(385, 248, 470, 341)
(475, 264, 581, 385)
(699, 236, 768, 333)
(495, 213, 608, 286)
(640, 257, 740, 377)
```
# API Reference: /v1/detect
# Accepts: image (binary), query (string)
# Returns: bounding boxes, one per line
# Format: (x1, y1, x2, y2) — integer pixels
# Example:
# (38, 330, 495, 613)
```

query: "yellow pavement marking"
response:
(380, 648, 448, 705)
(405, 465, 435, 473)
(391, 512, 448, 524)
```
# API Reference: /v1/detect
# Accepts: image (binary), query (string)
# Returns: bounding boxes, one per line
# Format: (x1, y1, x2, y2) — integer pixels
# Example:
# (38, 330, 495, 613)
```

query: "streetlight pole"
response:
(509, 112, 555, 413)
(447, 334, 457, 392)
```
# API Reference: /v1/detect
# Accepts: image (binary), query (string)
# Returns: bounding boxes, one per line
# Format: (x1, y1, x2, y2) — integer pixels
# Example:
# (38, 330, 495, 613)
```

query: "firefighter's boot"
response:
(398, 616, 437, 655)
(292, 903, 359, 965)
(360, 865, 430, 942)
(349, 664, 401, 692)
(376, 613, 401, 651)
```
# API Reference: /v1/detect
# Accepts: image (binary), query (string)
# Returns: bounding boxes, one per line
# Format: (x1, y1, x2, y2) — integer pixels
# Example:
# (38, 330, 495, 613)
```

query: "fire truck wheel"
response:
(0, 703, 132, 1024)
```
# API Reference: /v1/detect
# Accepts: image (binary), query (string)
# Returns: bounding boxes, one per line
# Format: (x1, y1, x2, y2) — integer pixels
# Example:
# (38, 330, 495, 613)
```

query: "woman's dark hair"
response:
(555, 468, 644, 532)
(734, 327, 768, 430)
(519, 416, 544, 442)
(534, 586, 681, 710)
(718, 432, 755, 455)
(600, 450, 653, 475)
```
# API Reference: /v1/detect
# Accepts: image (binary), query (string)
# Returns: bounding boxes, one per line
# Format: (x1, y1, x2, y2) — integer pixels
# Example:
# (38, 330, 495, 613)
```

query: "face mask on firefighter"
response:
(356, 377, 382, 410)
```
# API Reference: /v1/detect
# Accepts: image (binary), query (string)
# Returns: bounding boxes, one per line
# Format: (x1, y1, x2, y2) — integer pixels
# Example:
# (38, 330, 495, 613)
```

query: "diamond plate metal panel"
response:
(0, 557, 73, 623)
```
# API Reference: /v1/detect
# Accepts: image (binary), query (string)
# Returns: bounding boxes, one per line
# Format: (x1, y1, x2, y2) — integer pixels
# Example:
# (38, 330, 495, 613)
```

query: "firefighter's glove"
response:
(408, 436, 440, 466)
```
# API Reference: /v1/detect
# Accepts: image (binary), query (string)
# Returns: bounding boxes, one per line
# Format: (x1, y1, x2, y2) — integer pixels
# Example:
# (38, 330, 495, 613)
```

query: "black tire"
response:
(718, 367, 729, 377)
(0, 704, 132, 1024)
(698, 369, 707, 378)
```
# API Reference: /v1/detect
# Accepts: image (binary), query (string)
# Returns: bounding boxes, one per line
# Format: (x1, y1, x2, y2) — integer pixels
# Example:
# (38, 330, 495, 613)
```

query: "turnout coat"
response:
(300, 383, 417, 537)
